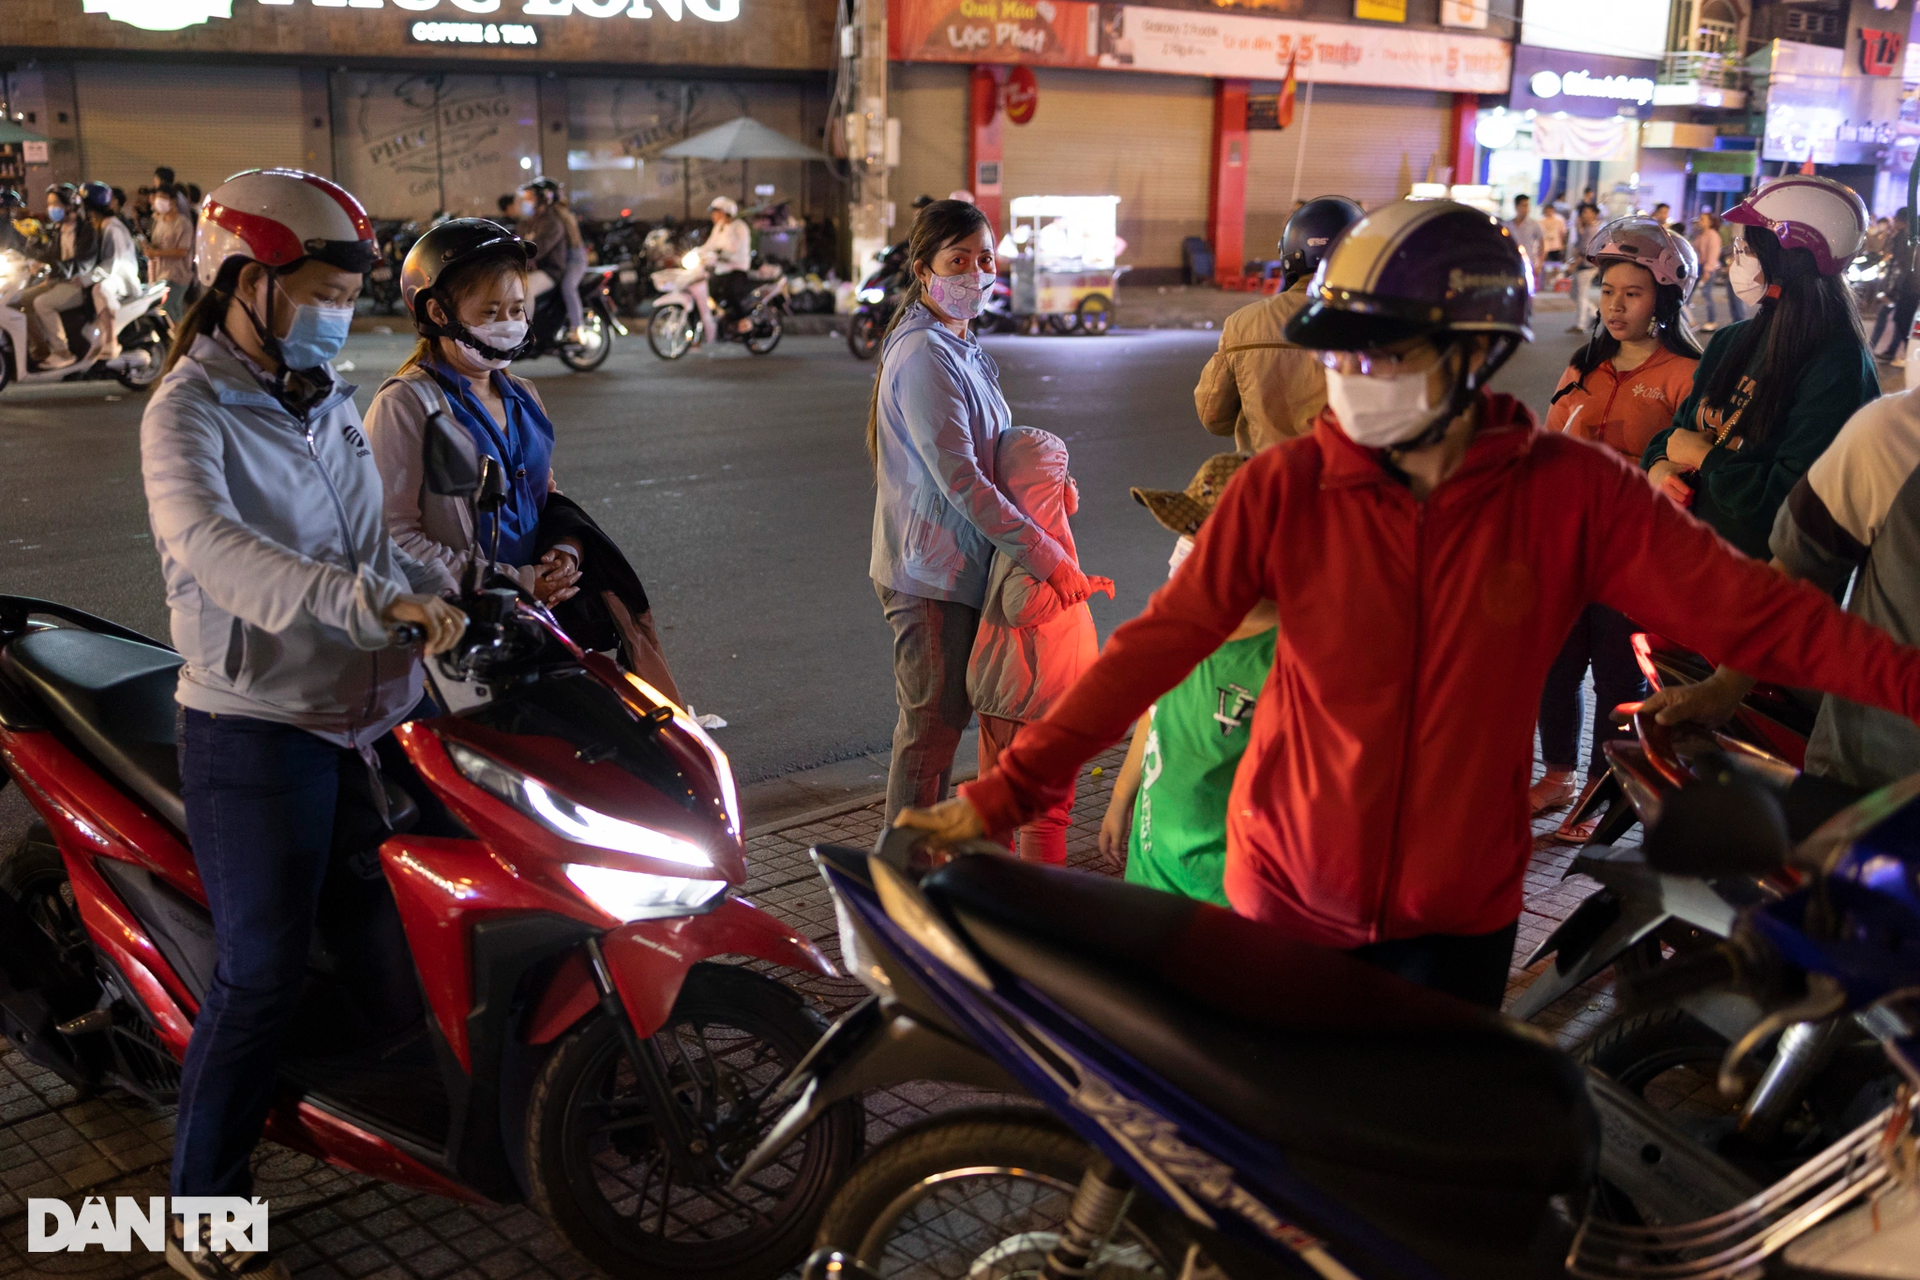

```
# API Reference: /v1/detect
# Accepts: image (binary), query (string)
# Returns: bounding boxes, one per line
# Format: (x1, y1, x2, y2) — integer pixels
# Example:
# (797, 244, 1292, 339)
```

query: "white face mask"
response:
(1729, 253, 1768, 306)
(456, 318, 529, 370)
(1167, 535, 1195, 579)
(153, 198, 173, 215)
(1324, 365, 1444, 449)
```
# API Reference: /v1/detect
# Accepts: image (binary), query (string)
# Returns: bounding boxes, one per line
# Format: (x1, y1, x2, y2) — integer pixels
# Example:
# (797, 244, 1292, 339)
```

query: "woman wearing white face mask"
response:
(366, 219, 686, 701)
(1644, 176, 1877, 559)
(140, 181, 195, 324)
(867, 199, 1108, 823)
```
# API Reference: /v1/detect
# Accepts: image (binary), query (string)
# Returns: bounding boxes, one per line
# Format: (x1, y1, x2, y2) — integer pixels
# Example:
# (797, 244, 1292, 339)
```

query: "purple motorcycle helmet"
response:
(1285, 198, 1534, 446)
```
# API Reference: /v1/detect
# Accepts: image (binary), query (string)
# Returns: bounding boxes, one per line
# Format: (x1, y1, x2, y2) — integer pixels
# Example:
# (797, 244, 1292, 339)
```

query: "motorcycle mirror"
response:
(476, 454, 509, 514)
(1643, 773, 1791, 879)
(422, 412, 483, 499)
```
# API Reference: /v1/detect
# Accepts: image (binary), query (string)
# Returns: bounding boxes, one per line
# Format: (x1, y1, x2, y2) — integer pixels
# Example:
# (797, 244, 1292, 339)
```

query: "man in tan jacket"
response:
(1193, 195, 1363, 452)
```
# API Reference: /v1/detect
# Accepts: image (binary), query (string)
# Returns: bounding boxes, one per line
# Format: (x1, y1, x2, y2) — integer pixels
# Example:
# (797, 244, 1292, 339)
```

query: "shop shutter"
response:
(1000, 69, 1213, 270)
(892, 63, 970, 217)
(73, 63, 306, 198)
(1243, 84, 1450, 262)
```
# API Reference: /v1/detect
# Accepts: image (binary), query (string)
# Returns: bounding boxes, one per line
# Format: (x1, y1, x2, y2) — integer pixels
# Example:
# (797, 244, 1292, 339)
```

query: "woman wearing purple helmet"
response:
(895, 198, 1920, 1009)
(1644, 175, 1877, 558)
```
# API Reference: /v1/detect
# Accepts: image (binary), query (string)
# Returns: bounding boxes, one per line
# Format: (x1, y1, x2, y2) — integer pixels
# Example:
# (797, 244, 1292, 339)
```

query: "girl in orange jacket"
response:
(1532, 220, 1702, 819)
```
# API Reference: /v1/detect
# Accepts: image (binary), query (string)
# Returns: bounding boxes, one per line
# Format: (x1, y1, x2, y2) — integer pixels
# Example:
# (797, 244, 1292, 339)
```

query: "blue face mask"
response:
(46, 206, 65, 224)
(277, 301, 353, 370)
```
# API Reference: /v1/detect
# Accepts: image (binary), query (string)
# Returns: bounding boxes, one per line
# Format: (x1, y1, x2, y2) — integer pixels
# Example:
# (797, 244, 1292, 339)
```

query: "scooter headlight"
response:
(564, 863, 725, 922)
(857, 287, 885, 304)
(446, 740, 713, 869)
(681, 249, 701, 270)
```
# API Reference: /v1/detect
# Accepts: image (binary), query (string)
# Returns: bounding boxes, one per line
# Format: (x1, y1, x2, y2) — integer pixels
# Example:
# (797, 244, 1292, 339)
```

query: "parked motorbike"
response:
(0, 424, 858, 1279)
(648, 254, 787, 360)
(846, 243, 909, 361)
(0, 250, 172, 394)
(745, 801, 1919, 1279)
(365, 218, 420, 316)
(524, 264, 625, 373)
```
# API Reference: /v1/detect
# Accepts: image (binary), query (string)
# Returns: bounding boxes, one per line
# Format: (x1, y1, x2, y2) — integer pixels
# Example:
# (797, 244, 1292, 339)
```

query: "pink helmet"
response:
(1723, 175, 1869, 277)
(1586, 216, 1701, 301)
(195, 168, 377, 288)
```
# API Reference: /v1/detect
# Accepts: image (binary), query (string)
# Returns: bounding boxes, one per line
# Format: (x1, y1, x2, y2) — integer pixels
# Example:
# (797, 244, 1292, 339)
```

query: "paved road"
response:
(0, 322, 1588, 790)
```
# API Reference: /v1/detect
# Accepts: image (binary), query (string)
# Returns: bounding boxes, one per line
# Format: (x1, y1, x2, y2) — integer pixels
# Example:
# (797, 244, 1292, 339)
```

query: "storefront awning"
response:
(0, 122, 50, 145)
(661, 118, 824, 162)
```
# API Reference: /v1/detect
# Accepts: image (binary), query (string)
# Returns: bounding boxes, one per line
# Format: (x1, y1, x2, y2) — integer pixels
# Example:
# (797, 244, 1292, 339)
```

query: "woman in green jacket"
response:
(1643, 176, 1877, 558)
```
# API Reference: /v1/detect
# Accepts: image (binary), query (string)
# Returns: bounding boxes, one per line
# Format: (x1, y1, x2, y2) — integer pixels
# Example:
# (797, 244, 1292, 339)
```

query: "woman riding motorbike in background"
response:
(694, 194, 753, 348)
(515, 177, 587, 345)
(140, 166, 465, 1280)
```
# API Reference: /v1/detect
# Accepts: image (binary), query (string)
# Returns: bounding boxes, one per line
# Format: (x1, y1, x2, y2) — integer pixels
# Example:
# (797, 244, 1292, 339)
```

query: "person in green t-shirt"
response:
(1098, 454, 1277, 906)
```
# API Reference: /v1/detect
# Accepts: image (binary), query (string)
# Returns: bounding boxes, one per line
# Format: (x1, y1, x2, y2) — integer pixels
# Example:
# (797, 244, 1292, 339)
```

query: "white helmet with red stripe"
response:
(195, 168, 377, 288)
(1723, 175, 1868, 277)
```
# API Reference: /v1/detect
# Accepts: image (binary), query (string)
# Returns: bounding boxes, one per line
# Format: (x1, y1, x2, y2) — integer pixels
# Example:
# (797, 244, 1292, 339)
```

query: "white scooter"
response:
(0, 250, 173, 394)
(646, 251, 787, 360)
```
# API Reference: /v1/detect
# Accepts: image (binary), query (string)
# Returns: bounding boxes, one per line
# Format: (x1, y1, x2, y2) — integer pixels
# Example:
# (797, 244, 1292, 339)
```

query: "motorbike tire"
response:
(527, 962, 861, 1280)
(745, 321, 782, 356)
(559, 310, 614, 373)
(114, 318, 169, 392)
(0, 827, 85, 958)
(814, 1108, 1189, 1278)
(1047, 312, 1080, 336)
(847, 312, 882, 360)
(648, 305, 696, 361)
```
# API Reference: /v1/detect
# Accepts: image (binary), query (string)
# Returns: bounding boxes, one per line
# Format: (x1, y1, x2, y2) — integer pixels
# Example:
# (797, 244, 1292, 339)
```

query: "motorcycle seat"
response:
(923, 855, 1595, 1268)
(0, 628, 187, 832)
(0, 629, 422, 838)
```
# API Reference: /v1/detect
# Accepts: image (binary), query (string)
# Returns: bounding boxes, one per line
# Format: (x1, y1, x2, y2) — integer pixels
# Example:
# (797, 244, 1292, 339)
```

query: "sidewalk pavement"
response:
(0, 734, 1623, 1280)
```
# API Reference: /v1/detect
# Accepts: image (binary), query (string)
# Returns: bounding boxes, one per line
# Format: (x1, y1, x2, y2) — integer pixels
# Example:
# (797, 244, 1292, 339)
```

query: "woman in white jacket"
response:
(139, 168, 463, 1280)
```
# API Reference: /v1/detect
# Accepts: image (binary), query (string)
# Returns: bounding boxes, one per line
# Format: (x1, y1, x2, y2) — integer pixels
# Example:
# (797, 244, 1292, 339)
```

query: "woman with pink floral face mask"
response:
(864, 200, 1112, 824)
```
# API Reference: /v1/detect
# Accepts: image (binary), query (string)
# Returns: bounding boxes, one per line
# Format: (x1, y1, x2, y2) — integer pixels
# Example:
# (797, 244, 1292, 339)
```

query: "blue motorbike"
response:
(736, 771, 1920, 1279)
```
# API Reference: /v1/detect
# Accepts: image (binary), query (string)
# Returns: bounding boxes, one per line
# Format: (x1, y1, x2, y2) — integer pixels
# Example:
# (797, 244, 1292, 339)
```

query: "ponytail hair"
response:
(162, 255, 248, 374)
(865, 199, 993, 468)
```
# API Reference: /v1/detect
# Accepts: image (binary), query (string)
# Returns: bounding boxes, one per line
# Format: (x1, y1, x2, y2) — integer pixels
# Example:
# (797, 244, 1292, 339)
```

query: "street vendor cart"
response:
(1006, 195, 1126, 335)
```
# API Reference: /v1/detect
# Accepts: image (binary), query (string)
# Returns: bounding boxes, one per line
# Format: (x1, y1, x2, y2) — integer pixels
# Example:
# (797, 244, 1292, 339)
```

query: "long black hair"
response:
(865, 199, 991, 467)
(1694, 224, 1868, 447)
(1557, 259, 1703, 402)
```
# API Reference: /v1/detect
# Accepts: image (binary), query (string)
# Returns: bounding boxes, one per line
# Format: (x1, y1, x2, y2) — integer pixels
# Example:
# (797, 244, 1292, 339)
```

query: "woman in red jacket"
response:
(1531, 218, 1702, 820)
(896, 199, 1920, 1008)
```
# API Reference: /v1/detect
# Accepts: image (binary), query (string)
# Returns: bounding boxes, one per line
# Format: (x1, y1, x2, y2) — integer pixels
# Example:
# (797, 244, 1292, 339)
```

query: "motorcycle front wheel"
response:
(527, 962, 862, 1280)
(745, 319, 782, 356)
(114, 317, 169, 392)
(648, 304, 696, 360)
(814, 1109, 1187, 1279)
(847, 311, 881, 360)
(560, 310, 614, 372)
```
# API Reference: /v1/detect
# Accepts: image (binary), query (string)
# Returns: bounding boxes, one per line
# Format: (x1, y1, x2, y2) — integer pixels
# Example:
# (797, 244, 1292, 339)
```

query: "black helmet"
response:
(79, 181, 114, 214)
(400, 217, 536, 358)
(0, 189, 21, 210)
(46, 182, 77, 204)
(524, 177, 561, 203)
(1279, 195, 1363, 288)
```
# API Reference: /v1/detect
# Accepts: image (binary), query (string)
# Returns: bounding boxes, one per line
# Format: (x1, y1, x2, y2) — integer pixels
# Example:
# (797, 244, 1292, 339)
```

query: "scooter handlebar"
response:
(387, 621, 428, 648)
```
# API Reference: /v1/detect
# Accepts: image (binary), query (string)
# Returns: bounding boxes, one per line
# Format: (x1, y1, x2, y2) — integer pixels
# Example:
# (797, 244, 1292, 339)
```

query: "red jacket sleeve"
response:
(961, 452, 1277, 834)
(1586, 444, 1920, 717)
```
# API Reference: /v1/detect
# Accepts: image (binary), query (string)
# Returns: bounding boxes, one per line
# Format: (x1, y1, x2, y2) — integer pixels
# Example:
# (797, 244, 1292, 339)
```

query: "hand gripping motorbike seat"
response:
(1, 629, 189, 832)
(921, 854, 1597, 1278)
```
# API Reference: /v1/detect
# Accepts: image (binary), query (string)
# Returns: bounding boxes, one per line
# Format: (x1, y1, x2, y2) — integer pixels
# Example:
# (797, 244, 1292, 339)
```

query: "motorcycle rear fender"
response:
(1511, 886, 1668, 1021)
(730, 995, 1020, 1189)
(1586, 1071, 1759, 1222)
(526, 894, 836, 1045)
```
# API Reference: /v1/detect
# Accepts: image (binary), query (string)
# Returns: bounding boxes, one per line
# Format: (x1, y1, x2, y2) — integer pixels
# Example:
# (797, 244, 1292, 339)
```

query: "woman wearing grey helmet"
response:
(897, 198, 1920, 1009)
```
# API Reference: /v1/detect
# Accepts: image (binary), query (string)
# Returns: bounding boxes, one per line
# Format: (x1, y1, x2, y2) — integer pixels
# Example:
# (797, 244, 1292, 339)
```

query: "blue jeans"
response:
(1538, 603, 1648, 781)
(562, 246, 589, 332)
(170, 710, 428, 1197)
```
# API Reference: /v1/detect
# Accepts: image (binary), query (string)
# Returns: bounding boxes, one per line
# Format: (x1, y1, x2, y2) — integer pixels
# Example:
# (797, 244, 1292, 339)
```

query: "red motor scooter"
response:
(0, 572, 859, 1275)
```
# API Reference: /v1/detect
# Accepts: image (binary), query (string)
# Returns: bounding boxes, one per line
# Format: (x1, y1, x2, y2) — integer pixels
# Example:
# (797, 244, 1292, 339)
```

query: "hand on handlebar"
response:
(385, 594, 467, 656)
(893, 796, 987, 846)
(1640, 670, 1751, 729)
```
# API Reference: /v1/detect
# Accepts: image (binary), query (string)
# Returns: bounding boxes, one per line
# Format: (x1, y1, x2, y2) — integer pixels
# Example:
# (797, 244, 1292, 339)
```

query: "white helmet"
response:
(708, 196, 739, 217)
(196, 168, 377, 289)
(1723, 175, 1868, 277)
(1586, 216, 1701, 301)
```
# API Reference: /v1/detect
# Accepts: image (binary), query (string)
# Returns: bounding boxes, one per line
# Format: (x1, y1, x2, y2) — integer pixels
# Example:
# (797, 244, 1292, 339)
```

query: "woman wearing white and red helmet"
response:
(1643, 175, 1879, 558)
(140, 168, 464, 1280)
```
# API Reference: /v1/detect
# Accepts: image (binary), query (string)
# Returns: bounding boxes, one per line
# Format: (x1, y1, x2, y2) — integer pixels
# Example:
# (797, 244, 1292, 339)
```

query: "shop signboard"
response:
(889, 0, 1513, 94)
(1352, 0, 1405, 23)
(1518, 0, 1670, 62)
(1508, 45, 1658, 121)
(13, 0, 829, 73)
(333, 73, 542, 218)
(1005, 64, 1039, 122)
(1438, 0, 1488, 29)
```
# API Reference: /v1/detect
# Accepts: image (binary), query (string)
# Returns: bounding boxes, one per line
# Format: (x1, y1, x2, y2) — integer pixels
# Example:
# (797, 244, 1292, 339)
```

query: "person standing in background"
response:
(1508, 194, 1545, 280)
(142, 183, 195, 325)
(1568, 203, 1602, 332)
(1715, 209, 1748, 325)
(1540, 201, 1568, 267)
(1690, 210, 1724, 331)
(1193, 196, 1363, 452)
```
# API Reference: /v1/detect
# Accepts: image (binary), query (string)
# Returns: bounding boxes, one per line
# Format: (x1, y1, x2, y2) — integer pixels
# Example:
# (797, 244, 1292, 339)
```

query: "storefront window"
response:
(332, 72, 541, 219)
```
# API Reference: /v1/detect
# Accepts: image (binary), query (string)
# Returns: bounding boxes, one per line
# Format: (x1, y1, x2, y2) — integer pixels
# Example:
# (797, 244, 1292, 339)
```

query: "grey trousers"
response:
(875, 582, 980, 824)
